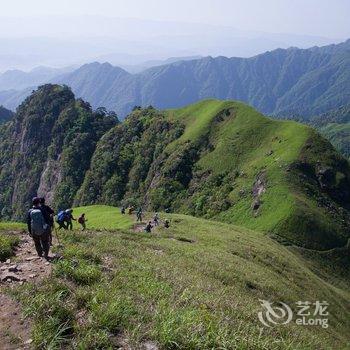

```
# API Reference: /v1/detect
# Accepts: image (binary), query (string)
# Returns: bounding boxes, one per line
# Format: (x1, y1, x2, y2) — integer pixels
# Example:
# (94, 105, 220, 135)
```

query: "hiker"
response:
(39, 197, 54, 245)
(27, 197, 50, 259)
(153, 212, 159, 226)
(145, 221, 153, 233)
(164, 219, 170, 228)
(78, 213, 87, 230)
(128, 206, 135, 215)
(136, 207, 143, 222)
(65, 209, 76, 230)
(56, 210, 68, 230)
(121, 206, 126, 215)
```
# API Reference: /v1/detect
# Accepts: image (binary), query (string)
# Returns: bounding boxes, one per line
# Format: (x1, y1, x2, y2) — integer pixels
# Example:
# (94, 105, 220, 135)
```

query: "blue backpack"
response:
(57, 211, 66, 222)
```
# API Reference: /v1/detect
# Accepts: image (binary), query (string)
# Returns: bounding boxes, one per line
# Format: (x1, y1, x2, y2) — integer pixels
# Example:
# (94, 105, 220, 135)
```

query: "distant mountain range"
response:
(0, 39, 349, 120)
(0, 66, 75, 91)
(0, 57, 199, 91)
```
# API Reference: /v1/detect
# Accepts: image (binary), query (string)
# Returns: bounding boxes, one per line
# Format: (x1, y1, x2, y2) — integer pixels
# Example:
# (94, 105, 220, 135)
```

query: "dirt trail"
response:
(133, 222, 146, 232)
(132, 214, 165, 233)
(0, 231, 54, 349)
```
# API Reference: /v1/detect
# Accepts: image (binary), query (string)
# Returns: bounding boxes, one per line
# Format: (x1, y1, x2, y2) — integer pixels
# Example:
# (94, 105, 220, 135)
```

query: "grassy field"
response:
(0, 222, 24, 260)
(10, 212, 350, 349)
(0, 233, 20, 261)
(166, 99, 348, 250)
(0, 206, 133, 261)
(72, 205, 134, 230)
(0, 221, 26, 231)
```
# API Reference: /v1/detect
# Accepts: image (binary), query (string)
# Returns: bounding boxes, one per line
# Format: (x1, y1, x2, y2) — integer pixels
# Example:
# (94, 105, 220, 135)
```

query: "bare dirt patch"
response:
(0, 231, 55, 349)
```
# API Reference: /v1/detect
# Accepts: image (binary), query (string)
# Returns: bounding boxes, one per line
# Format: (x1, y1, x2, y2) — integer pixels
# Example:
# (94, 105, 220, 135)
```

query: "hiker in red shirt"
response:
(78, 213, 87, 230)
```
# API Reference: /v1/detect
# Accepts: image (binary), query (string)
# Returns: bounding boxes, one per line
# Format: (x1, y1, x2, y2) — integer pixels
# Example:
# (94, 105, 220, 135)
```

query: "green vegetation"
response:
(0, 221, 26, 231)
(11, 214, 350, 349)
(73, 205, 133, 230)
(1, 86, 350, 250)
(311, 104, 350, 158)
(0, 84, 117, 220)
(78, 99, 350, 250)
(0, 221, 24, 260)
(0, 233, 20, 261)
(319, 123, 350, 159)
(0, 105, 13, 124)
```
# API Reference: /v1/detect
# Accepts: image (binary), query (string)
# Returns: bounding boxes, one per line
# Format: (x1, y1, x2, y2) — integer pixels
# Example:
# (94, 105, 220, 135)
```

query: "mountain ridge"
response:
(1, 85, 349, 251)
(0, 85, 117, 219)
(0, 39, 349, 119)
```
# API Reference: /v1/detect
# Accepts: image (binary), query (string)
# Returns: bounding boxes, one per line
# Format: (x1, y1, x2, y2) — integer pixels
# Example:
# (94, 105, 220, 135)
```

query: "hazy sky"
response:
(1, 0, 349, 39)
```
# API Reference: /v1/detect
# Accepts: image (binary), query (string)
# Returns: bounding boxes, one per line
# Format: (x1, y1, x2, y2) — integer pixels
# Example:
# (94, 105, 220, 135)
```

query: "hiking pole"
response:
(54, 225, 63, 249)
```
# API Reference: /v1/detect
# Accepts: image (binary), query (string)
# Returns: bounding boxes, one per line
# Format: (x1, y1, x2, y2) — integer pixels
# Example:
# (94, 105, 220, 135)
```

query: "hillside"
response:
(1, 88, 350, 348)
(0, 105, 13, 124)
(1, 87, 349, 250)
(2, 211, 349, 349)
(76, 99, 350, 250)
(310, 105, 350, 158)
(318, 123, 350, 159)
(311, 104, 350, 127)
(0, 85, 117, 220)
(0, 40, 349, 118)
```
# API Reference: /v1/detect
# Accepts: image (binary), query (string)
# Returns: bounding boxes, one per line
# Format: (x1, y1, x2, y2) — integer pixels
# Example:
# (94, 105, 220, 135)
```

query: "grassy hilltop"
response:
(73, 205, 133, 231)
(78, 99, 350, 250)
(1, 85, 349, 250)
(6, 209, 349, 349)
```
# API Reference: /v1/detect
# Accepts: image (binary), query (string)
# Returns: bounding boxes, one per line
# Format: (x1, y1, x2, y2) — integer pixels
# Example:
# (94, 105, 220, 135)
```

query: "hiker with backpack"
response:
(78, 213, 87, 230)
(128, 206, 134, 215)
(136, 207, 143, 222)
(65, 209, 76, 230)
(153, 212, 159, 226)
(56, 210, 68, 230)
(27, 197, 50, 259)
(121, 206, 126, 215)
(145, 221, 153, 233)
(39, 197, 54, 245)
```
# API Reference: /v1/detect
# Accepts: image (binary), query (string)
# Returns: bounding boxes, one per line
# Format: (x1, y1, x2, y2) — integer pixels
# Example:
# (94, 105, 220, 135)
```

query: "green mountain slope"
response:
(0, 105, 13, 124)
(12, 211, 350, 349)
(319, 123, 350, 159)
(311, 105, 350, 158)
(1, 87, 349, 250)
(77, 99, 350, 250)
(0, 85, 117, 219)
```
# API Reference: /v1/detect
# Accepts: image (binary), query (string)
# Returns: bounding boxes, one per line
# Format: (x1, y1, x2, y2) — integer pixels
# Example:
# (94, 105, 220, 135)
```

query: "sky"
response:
(1, 0, 349, 39)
